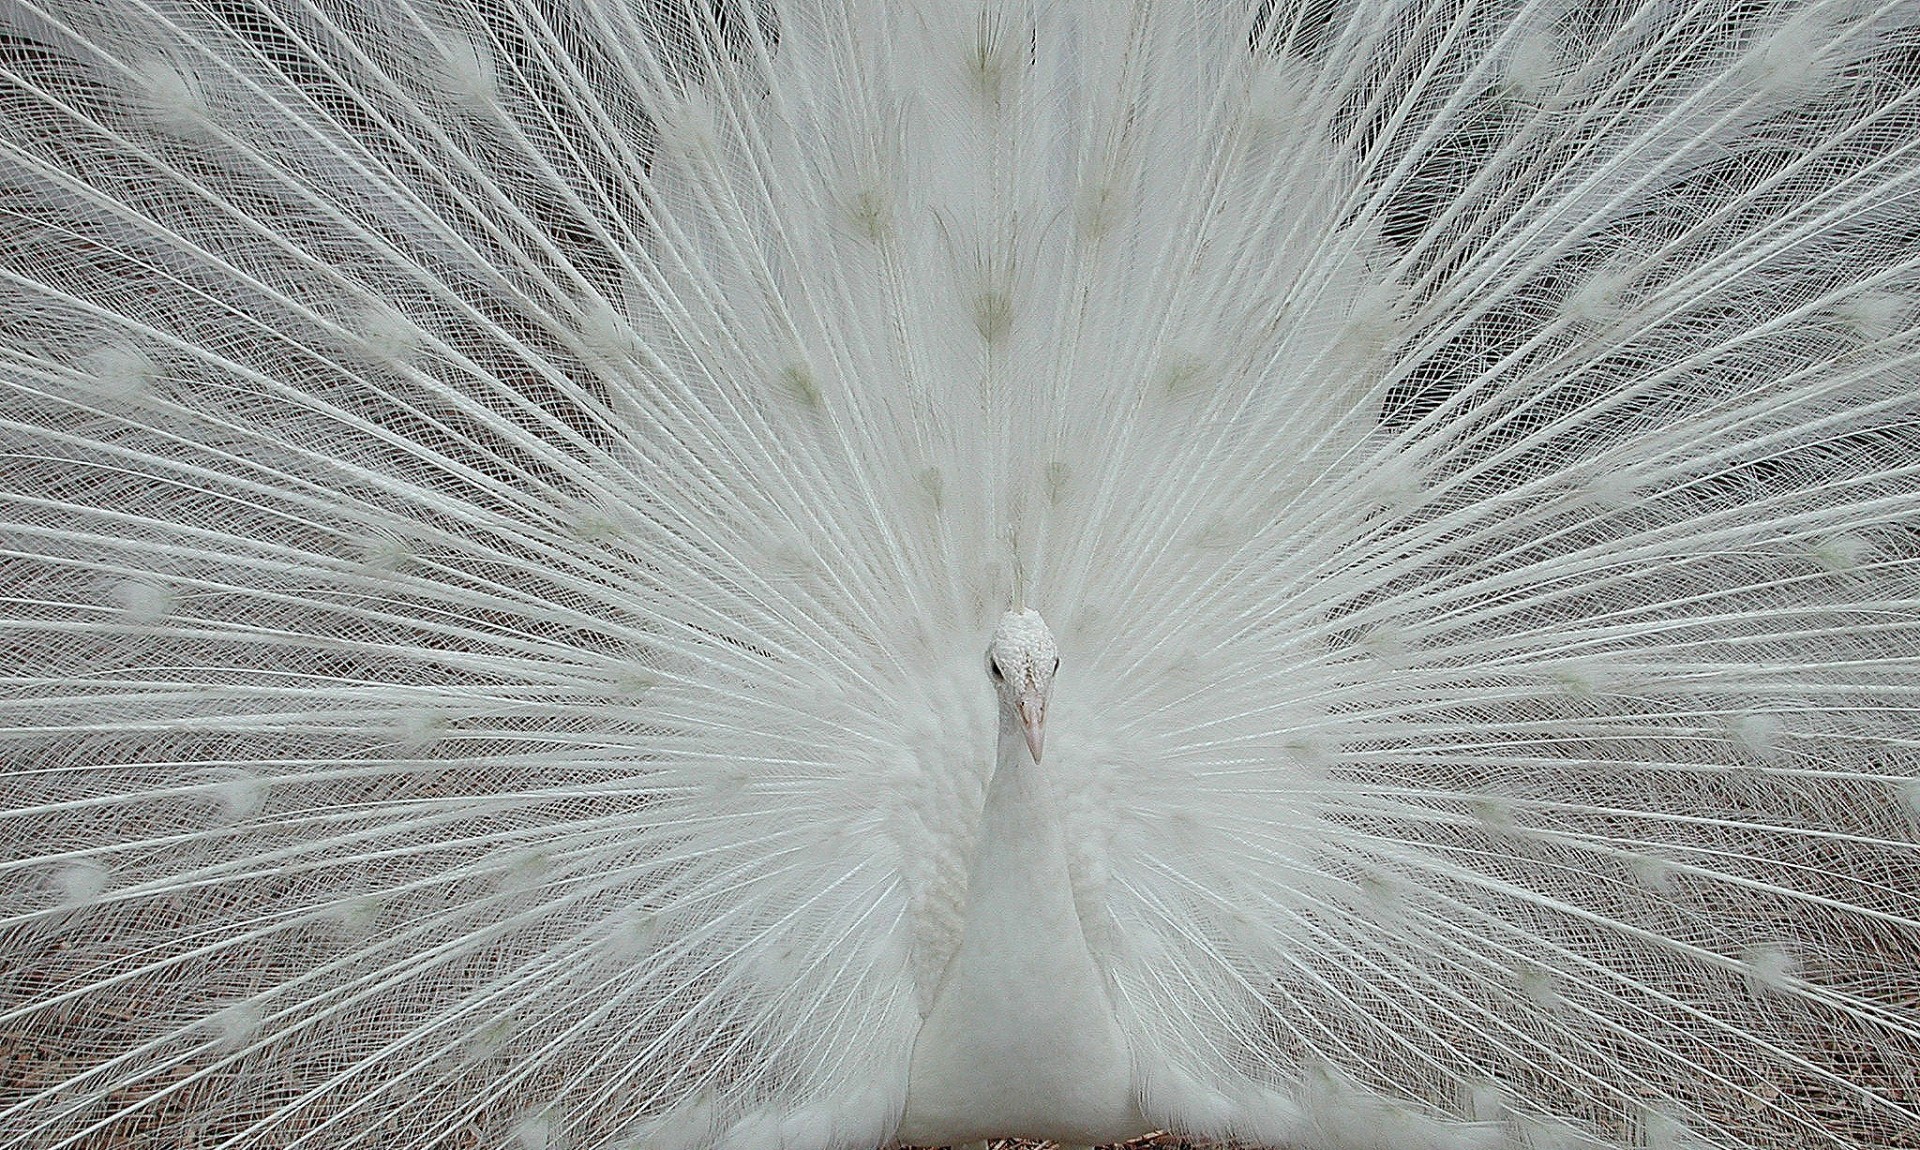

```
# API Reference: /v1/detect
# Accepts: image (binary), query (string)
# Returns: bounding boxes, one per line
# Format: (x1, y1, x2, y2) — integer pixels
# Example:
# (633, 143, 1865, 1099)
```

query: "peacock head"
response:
(987, 609, 1059, 763)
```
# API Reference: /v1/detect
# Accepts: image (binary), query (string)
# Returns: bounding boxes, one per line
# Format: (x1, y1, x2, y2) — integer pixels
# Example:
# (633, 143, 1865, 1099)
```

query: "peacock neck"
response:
(967, 712, 1091, 939)
(894, 706, 1145, 1145)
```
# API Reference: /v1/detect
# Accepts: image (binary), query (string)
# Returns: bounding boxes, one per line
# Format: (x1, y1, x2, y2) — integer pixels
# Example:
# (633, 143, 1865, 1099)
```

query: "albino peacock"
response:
(3, 0, 1919, 1148)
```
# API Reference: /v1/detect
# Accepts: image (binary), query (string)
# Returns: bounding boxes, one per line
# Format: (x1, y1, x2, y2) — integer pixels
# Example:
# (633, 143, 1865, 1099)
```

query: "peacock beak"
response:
(1016, 696, 1046, 763)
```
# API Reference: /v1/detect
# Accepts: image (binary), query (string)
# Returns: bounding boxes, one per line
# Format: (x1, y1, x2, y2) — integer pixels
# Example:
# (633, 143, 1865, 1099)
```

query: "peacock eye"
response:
(987, 658, 1005, 682)
(1051, 656, 1060, 673)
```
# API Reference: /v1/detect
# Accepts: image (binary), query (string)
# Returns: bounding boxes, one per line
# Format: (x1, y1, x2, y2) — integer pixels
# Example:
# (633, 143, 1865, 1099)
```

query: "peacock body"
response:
(2, 1, 1918, 1148)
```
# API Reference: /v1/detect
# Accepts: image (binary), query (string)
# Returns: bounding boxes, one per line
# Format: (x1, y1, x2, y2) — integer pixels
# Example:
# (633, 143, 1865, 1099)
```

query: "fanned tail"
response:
(2, 2, 1918, 1149)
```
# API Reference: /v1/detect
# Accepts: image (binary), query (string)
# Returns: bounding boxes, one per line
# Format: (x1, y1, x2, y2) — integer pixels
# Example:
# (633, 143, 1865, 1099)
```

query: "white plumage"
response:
(2, 2, 1918, 1149)
(897, 610, 1145, 1148)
